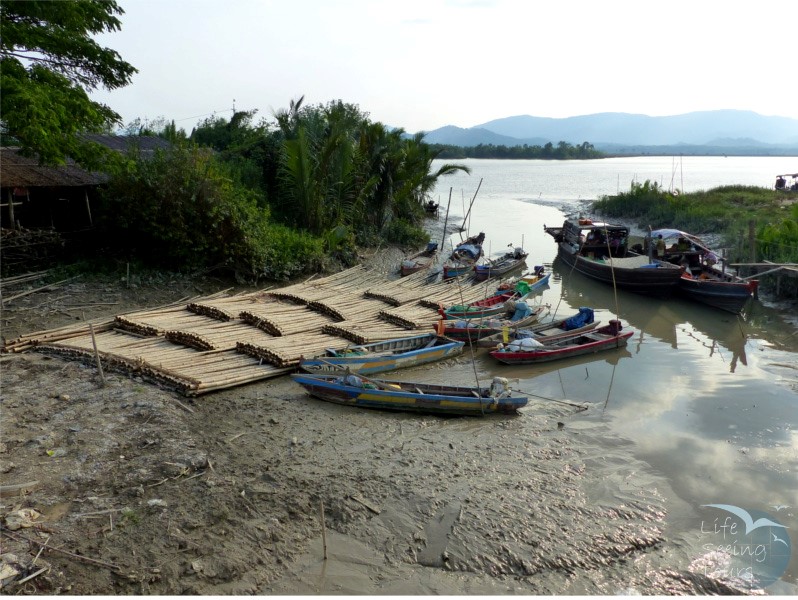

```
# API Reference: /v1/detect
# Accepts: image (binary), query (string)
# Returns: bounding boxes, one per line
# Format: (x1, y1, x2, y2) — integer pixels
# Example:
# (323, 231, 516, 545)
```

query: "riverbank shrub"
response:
(98, 144, 324, 281)
(756, 203, 798, 263)
(593, 181, 793, 238)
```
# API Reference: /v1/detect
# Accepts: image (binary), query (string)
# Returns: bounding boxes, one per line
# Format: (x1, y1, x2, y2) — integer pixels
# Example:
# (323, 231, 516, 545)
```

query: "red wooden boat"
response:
(400, 242, 439, 277)
(489, 320, 633, 364)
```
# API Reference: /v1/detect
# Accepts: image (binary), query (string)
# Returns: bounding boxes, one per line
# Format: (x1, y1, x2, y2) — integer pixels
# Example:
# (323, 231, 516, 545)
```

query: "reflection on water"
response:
(427, 158, 798, 592)
(552, 256, 753, 372)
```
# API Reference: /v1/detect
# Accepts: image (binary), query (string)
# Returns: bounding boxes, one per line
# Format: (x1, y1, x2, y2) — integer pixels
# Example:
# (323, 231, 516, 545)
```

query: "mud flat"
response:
(0, 220, 750, 595)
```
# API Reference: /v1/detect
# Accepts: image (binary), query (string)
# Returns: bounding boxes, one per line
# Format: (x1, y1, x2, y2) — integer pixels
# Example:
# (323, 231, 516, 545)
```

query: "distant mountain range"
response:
(418, 110, 798, 155)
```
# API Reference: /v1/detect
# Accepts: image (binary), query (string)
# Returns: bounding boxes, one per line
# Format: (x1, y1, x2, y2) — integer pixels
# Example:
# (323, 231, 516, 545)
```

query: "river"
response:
(425, 156, 798, 594)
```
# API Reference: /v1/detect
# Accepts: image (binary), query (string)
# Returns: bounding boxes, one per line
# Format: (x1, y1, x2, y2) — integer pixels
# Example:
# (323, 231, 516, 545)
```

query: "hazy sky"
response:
(91, 0, 797, 134)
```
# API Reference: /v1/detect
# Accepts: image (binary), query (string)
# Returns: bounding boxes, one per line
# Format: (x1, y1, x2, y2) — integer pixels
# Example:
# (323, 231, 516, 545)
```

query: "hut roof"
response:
(0, 147, 109, 188)
(0, 135, 172, 188)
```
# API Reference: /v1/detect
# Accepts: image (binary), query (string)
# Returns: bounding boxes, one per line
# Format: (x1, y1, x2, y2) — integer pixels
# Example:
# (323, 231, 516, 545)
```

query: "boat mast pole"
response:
(461, 177, 483, 234)
(439, 188, 452, 255)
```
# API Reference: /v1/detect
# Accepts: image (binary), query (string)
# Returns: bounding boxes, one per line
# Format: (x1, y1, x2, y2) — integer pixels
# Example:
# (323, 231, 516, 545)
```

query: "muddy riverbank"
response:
(1, 217, 790, 594)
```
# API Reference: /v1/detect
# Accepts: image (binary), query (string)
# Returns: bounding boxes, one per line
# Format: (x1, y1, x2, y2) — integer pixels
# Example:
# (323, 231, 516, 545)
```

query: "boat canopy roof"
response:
(776, 173, 798, 178)
(566, 219, 628, 232)
(650, 228, 710, 252)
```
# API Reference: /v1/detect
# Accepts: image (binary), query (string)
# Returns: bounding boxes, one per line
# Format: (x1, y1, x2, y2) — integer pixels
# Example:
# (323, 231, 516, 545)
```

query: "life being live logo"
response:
(697, 503, 792, 590)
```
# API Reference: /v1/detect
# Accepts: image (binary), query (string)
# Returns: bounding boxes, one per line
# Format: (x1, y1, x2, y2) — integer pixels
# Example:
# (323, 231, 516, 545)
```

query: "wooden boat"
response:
(491, 268, 550, 297)
(474, 248, 528, 282)
(298, 333, 464, 375)
(444, 232, 485, 279)
(400, 242, 439, 277)
(475, 307, 600, 348)
(423, 200, 440, 217)
(489, 320, 633, 364)
(441, 287, 533, 320)
(291, 373, 528, 416)
(442, 262, 475, 279)
(544, 219, 683, 296)
(650, 228, 758, 314)
(435, 304, 549, 343)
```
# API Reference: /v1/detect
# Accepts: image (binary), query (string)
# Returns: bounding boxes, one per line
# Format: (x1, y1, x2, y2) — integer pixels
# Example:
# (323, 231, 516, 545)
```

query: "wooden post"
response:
(748, 220, 756, 264)
(89, 323, 106, 387)
(6, 189, 15, 229)
(85, 189, 93, 226)
(738, 229, 745, 276)
(318, 500, 328, 560)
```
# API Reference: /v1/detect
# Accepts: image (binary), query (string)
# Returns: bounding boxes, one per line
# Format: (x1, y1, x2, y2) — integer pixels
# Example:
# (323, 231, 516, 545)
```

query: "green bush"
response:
(260, 223, 325, 280)
(98, 144, 325, 281)
(382, 218, 429, 247)
(757, 203, 798, 263)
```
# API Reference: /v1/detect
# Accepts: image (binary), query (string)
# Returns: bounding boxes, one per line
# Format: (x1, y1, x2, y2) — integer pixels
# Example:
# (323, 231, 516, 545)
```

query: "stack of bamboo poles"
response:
(186, 290, 268, 321)
(237, 332, 348, 367)
(306, 294, 387, 322)
(417, 281, 497, 309)
(379, 303, 441, 330)
(240, 301, 337, 336)
(165, 320, 276, 351)
(362, 269, 439, 305)
(321, 319, 420, 344)
(270, 266, 386, 305)
(3, 319, 115, 353)
(116, 308, 222, 337)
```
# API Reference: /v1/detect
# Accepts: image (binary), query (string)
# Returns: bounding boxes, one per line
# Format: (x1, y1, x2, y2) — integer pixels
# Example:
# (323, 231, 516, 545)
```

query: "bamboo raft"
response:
(3, 265, 527, 395)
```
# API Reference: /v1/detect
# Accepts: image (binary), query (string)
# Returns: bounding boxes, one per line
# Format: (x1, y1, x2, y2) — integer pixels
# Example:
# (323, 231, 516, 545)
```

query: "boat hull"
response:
(677, 274, 757, 314)
(299, 334, 464, 375)
(556, 243, 682, 296)
(477, 320, 600, 348)
(437, 306, 548, 343)
(443, 264, 474, 278)
(291, 374, 528, 416)
(474, 255, 528, 282)
(489, 323, 633, 364)
(443, 289, 533, 320)
(400, 249, 437, 277)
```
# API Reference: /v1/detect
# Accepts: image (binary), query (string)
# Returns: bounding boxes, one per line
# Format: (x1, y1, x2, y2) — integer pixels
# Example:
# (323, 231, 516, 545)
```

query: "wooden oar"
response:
(313, 357, 396, 392)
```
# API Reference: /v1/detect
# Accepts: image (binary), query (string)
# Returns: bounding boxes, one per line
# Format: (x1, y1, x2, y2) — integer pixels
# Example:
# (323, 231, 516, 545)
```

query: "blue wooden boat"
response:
(291, 373, 528, 416)
(442, 262, 475, 279)
(443, 232, 485, 279)
(488, 267, 550, 297)
(298, 333, 464, 375)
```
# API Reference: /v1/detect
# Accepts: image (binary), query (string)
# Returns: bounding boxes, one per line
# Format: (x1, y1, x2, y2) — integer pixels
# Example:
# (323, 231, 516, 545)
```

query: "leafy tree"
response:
(0, 0, 136, 167)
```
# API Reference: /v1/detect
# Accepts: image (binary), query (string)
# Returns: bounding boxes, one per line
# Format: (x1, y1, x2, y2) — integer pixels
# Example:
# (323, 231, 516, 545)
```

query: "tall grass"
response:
(593, 181, 798, 264)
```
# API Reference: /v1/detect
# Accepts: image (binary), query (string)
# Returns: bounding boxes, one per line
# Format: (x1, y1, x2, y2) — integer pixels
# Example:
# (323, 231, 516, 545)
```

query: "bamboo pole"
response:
(319, 500, 328, 560)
